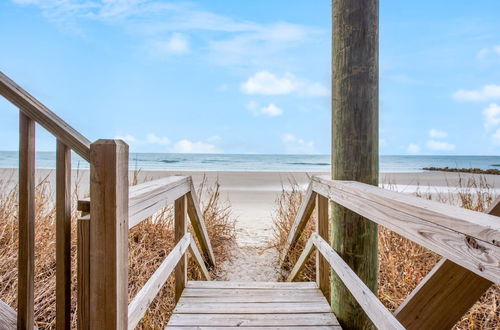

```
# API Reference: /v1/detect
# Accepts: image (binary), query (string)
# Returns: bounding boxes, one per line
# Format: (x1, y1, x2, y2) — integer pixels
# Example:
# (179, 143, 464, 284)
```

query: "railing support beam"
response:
(18, 111, 35, 329)
(89, 139, 129, 329)
(316, 195, 330, 301)
(56, 140, 71, 330)
(175, 195, 187, 302)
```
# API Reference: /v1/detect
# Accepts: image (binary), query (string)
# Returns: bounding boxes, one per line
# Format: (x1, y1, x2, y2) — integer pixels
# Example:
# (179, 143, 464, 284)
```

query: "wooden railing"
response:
(0, 72, 216, 329)
(0, 71, 92, 329)
(284, 175, 500, 329)
(77, 175, 214, 329)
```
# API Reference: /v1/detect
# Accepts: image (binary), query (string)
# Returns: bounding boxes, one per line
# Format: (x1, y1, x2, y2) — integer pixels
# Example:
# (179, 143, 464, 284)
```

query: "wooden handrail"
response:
(311, 176, 500, 283)
(77, 175, 215, 266)
(288, 233, 405, 330)
(127, 233, 210, 330)
(0, 72, 91, 161)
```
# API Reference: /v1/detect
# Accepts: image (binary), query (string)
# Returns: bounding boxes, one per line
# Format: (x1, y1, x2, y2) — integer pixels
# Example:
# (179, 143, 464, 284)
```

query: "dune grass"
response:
(0, 173, 236, 329)
(271, 176, 499, 329)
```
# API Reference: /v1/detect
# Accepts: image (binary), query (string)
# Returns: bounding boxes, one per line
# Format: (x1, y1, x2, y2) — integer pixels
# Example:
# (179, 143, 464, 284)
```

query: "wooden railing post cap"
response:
(91, 139, 129, 148)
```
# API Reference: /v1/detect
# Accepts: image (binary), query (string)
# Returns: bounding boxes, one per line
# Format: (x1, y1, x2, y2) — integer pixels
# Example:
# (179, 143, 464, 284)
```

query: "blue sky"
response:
(1, 0, 500, 155)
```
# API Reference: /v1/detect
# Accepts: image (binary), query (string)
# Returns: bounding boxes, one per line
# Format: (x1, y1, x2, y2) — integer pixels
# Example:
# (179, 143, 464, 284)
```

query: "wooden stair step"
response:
(166, 281, 341, 329)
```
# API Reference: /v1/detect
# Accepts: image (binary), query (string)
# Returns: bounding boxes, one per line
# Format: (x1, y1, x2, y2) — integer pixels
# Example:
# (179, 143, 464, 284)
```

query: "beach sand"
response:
(1, 169, 498, 281)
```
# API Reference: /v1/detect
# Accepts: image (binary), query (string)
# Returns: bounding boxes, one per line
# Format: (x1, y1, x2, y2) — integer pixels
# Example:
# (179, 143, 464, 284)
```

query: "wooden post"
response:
(77, 214, 90, 330)
(316, 195, 330, 301)
(331, 0, 379, 328)
(18, 111, 36, 329)
(56, 140, 71, 330)
(89, 140, 129, 329)
(175, 195, 187, 302)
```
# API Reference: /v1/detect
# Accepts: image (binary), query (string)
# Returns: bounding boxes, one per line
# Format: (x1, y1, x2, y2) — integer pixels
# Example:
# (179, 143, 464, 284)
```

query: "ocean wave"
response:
(160, 160, 181, 164)
(287, 162, 330, 166)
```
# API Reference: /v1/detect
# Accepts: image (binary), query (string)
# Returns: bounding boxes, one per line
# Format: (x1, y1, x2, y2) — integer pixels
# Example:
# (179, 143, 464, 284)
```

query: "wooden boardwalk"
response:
(166, 281, 341, 329)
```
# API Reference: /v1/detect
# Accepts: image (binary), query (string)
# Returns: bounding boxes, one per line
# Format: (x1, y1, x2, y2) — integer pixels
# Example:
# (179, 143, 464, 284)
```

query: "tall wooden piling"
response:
(331, 0, 379, 328)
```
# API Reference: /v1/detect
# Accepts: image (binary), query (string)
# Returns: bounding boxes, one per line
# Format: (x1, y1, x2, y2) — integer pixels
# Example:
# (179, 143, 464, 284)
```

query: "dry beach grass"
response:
(271, 176, 499, 329)
(0, 174, 236, 329)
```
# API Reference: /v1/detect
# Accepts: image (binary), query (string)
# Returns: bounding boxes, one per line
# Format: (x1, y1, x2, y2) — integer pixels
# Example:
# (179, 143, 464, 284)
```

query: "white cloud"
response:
(260, 104, 283, 117)
(452, 85, 500, 102)
(426, 140, 455, 151)
(428, 129, 448, 139)
(281, 133, 315, 154)
(149, 33, 189, 56)
(241, 71, 328, 97)
(12, 1, 319, 68)
(146, 133, 170, 145)
(483, 103, 500, 130)
(476, 45, 500, 60)
(241, 71, 298, 95)
(492, 129, 500, 145)
(171, 139, 221, 153)
(246, 101, 284, 117)
(406, 144, 420, 154)
(115, 134, 137, 143)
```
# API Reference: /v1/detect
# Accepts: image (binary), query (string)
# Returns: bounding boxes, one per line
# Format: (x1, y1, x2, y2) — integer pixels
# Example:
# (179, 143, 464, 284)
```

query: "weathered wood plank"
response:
(128, 233, 191, 330)
(316, 194, 330, 300)
(0, 72, 91, 161)
(173, 301, 332, 314)
(0, 299, 16, 330)
(189, 240, 211, 281)
(175, 196, 187, 303)
(287, 234, 315, 282)
(77, 215, 90, 330)
(394, 197, 500, 329)
(312, 176, 500, 283)
(178, 295, 325, 303)
(280, 182, 317, 265)
(89, 140, 129, 330)
(78, 175, 190, 228)
(312, 233, 405, 330)
(186, 281, 317, 289)
(56, 140, 71, 330)
(181, 288, 320, 297)
(186, 178, 216, 267)
(18, 111, 35, 329)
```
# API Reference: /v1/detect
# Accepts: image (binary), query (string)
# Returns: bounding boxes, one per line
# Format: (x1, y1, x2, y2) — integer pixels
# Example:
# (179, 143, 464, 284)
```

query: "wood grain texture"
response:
(316, 194, 330, 301)
(173, 302, 332, 314)
(168, 313, 339, 327)
(281, 182, 317, 265)
(188, 240, 211, 281)
(0, 299, 16, 330)
(89, 140, 129, 330)
(18, 111, 35, 330)
(78, 175, 190, 228)
(175, 196, 187, 303)
(313, 234, 404, 330)
(77, 215, 90, 330)
(394, 197, 500, 329)
(128, 233, 191, 330)
(186, 177, 216, 267)
(167, 281, 340, 329)
(312, 176, 500, 283)
(186, 281, 317, 289)
(56, 140, 71, 330)
(287, 235, 315, 282)
(0, 72, 91, 161)
(331, 0, 379, 328)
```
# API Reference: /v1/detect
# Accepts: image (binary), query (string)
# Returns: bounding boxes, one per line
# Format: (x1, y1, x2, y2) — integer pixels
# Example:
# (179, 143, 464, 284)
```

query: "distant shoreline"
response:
(423, 167, 500, 175)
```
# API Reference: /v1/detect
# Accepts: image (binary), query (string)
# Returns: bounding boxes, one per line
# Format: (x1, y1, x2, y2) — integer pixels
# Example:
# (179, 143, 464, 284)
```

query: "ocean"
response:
(0, 151, 499, 172)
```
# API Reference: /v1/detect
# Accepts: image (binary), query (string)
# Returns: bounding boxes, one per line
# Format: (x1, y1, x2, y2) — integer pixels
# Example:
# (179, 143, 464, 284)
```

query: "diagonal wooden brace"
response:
(394, 197, 500, 329)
